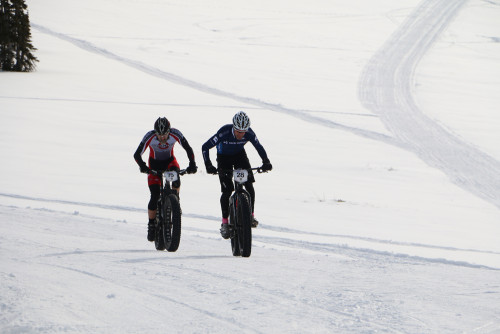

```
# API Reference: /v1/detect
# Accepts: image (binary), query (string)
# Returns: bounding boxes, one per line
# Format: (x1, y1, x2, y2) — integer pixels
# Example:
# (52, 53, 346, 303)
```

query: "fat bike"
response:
(150, 169, 186, 252)
(219, 167, 266, 258)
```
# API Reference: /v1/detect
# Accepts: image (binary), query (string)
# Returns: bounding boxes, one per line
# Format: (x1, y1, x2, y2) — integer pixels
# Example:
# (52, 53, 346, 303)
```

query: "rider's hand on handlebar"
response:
(186, 161, 198, 174)
(261, 159, 272, 172)
(205, 163, 218, 175)
(139, 164, 151, 174)
(149, 169, 160, 176)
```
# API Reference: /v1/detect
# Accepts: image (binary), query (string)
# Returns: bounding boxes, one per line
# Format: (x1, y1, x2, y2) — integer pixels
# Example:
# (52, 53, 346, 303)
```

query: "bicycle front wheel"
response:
(164, 194, 181, 252)
(229, 199, 240, 256)
(236, 192, 252, 257)
(155, 198, 166, 251)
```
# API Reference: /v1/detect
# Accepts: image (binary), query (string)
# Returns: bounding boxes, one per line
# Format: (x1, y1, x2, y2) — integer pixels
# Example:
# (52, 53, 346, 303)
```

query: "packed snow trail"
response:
(30, 23, 400, 148)
(2, 204, 500, 333)
(33, 0, 500, 209)
(2, 193, 499, 269)
(359, 0, 500, 209)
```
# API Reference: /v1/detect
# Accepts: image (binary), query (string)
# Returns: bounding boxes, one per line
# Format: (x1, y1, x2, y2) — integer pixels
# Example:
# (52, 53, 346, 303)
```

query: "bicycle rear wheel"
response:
(164, 194, 181, 252)
(236, 192, 252, 257)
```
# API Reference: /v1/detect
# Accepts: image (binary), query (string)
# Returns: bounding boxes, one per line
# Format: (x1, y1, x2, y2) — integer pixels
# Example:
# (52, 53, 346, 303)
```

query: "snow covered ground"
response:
(1, 0, 500, 332)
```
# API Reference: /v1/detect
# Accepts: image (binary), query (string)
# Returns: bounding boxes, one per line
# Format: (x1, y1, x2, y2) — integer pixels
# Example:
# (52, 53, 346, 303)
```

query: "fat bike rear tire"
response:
(164, 194, 181, 252)
(236, 192, 252, 257)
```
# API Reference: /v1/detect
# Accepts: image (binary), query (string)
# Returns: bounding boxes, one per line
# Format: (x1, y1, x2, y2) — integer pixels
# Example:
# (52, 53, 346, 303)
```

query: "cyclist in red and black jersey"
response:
(134, 117, 197, 242)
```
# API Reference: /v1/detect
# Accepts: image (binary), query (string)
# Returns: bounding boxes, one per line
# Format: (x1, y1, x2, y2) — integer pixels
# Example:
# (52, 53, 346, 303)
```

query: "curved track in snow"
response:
(32, 0, 500, 209)
(31, 23, 400, 148)
(359, 0, 500, 209)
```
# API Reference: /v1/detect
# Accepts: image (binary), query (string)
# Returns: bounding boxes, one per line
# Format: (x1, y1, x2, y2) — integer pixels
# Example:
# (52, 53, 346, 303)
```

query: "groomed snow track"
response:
(359, 0, 500, 209)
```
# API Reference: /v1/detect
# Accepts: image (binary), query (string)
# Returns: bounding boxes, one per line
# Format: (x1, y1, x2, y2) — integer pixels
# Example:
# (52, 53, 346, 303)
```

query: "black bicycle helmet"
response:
(154, 117, 171, 135)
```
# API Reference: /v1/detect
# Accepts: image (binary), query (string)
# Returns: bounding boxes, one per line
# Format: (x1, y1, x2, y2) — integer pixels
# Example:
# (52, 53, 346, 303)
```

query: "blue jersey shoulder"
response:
(201, 123, 268, 163)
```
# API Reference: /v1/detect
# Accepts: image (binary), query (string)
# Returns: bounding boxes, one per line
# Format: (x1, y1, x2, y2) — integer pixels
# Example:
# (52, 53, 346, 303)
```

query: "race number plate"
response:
(164, 171, 178, 182)
(233, 169, 248, 183)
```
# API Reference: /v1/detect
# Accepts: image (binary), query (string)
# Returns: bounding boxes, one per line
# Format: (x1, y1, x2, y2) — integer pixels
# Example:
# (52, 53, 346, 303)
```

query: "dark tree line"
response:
(0, 0, 38, 71)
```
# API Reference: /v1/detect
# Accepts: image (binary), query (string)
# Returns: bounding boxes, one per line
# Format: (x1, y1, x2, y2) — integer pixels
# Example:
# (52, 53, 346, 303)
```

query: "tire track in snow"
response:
(255, 236, 499, 270)
(32, 0, 500, 210)
(358, 0, 500, 209)
(3, 192, 498, 255)
(0, 191, 220, 221)
(0, 95, 259, 110)
(3, 197, 499, 269)
(31, 23, 399, 148)
(35, 262, 261, 333)
(37, 242, 406, 332)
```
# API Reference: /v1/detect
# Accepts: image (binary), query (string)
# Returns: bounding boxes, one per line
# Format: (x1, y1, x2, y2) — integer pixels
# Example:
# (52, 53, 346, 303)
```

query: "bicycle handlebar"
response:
(147, 168, 188, 176)
(216, 167, 269, 175)
(142, 167, 268, 176)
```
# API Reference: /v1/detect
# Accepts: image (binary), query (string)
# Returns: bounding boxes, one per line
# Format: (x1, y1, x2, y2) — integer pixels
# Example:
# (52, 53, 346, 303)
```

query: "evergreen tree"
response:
(0, 0, 38, 72)
(0, 0, 15, 70)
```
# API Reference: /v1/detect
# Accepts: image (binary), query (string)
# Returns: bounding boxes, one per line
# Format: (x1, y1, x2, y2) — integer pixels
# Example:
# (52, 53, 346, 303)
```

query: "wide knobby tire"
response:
(154, 199, 165, 251)
(164, 194, 181, 252)
(229, 201, 241, 256)
(236, 192, 252, 257)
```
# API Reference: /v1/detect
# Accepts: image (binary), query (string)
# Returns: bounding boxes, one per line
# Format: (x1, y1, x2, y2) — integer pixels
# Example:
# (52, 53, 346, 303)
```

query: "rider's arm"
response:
(133, 142, 147, 169)
(202, 125, 228, 166)
(133, 131, 155, 169)
(201, 136, 217, 166)
(169, 128, 195, 164)
(247, 129, 269, 162)
(180, 136, 196, 163)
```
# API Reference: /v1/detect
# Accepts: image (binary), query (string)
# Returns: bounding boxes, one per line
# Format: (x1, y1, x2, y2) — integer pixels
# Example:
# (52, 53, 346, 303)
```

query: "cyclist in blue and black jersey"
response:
(202, 111, 272, 239)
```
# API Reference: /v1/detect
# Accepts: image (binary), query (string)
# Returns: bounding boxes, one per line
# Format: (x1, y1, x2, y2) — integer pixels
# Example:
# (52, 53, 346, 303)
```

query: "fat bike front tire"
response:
(236, 192, 252, 257)
(155, 199, 166, 251)
(164, 194, 181, 252)
(229, 201, 241, 256)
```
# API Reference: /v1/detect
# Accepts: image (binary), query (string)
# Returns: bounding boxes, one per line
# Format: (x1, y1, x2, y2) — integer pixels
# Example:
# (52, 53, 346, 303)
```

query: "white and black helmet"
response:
(232, 111, 250, 131)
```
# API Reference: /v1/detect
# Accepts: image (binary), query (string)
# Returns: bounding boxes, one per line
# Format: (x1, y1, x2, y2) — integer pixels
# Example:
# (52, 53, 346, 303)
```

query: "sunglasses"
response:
(156, 130, 170, 136)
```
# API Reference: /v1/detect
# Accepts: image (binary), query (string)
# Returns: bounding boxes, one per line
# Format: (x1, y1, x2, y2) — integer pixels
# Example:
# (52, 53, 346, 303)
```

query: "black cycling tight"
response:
(221, 182, 255, 219)
(148, 184, 160, 210)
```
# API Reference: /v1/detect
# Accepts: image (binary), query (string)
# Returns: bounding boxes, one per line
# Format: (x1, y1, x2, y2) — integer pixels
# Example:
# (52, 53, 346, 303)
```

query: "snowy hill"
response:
(1, 0, 500, 333)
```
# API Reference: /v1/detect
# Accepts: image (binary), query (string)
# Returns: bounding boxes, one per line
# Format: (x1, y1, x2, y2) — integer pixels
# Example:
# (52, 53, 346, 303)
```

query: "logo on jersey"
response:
(159, 143, 170, 149)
